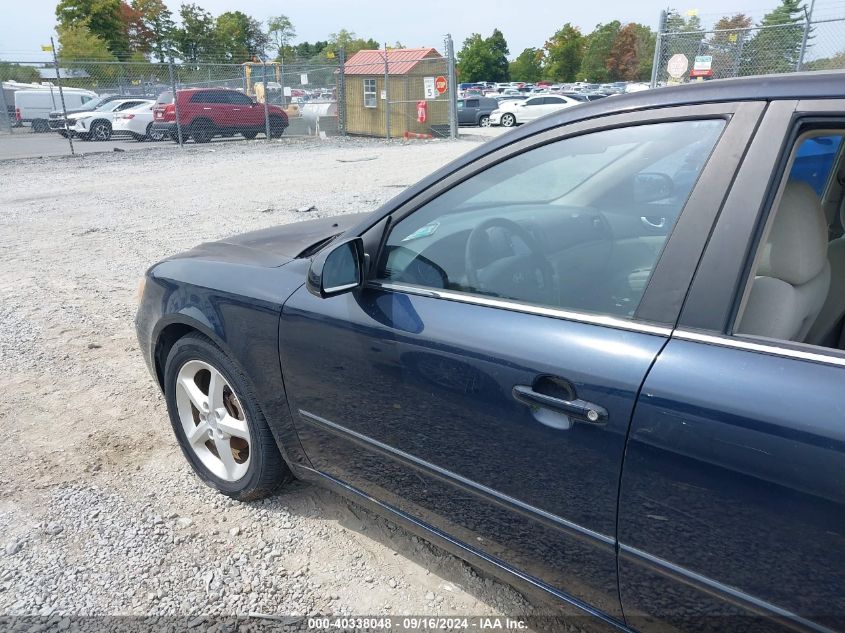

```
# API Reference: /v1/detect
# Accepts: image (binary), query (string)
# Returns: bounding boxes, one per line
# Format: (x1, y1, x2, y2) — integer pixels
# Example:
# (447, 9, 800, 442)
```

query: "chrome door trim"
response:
(368, 281, 673, 337)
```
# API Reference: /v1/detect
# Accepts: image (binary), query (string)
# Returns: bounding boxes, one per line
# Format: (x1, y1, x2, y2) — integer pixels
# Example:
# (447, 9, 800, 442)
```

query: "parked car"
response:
(47, 94, 151, 134)
(112, 102, 165, 141)
(457, 97, 499, 127)
(152, 88, 289, 143)
(489, 94, 580, 127)
(137, 71, 845, 632)
(13, 88, 98, 133)
(66, 98, 153, 141)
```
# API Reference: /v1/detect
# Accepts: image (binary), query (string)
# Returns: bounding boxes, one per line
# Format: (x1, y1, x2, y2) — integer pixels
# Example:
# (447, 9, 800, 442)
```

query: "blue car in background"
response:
(137, 72, 845, 632)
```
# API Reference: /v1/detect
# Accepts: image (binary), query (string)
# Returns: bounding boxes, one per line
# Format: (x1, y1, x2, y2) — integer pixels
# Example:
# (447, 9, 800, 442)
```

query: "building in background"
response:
(343, 47, 450, 138)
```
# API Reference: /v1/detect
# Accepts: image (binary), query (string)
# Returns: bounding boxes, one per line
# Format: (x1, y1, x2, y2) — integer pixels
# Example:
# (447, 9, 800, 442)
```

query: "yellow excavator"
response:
(241, 61, 300, 118)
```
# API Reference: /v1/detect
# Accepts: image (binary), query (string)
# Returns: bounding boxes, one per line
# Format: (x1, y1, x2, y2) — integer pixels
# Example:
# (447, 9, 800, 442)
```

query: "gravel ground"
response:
(0, 137, 536, 625)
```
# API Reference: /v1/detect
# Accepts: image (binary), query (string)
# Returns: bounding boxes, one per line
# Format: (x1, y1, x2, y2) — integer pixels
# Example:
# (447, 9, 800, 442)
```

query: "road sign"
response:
(693, 55, 712, 71)
(667, 54, 689, 78)
(435, 75, 448, 94)
(423, 76, 437, 99)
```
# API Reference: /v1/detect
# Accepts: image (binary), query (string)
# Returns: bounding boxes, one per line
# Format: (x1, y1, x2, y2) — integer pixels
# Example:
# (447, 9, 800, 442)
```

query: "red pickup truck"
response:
(151, 88, 288, 143)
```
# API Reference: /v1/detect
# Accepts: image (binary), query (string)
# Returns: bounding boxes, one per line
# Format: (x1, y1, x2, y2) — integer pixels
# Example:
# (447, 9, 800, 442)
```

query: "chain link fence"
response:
(652, 14, 845, 85)
(0, 36, 459, 159)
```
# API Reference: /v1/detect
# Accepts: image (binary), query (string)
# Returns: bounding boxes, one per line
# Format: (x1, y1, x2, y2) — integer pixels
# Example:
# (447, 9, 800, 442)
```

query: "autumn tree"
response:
(607, 23, 640, 80)
(542, 23, 584, 81)
(131, 0, 175, 62)
(579, 21, 620, 82)
(56, 0, 130, 58)
(509, 48, 543, 82)
(120, 1, 153, 55)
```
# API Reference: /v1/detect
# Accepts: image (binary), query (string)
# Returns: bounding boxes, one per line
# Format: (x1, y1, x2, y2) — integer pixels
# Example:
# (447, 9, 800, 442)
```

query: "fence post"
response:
(651, 10, 667, 88)
(383, 44, 390, 140)
(0, 81, 11, 133)
(338, 47, 346, 136)
(262, 59, 271, 141)
(50, 37, 75, 156)
(797, 0, 816, 71)
(445, 34, 458, 140)
(168, 55, 184, 146)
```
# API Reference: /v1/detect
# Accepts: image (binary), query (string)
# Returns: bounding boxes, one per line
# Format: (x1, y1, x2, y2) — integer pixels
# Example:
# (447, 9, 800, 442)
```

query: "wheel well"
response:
(153, 323, 197, 389)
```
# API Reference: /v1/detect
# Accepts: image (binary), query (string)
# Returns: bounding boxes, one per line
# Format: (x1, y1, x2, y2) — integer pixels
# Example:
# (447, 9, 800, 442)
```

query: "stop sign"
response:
(435, 76, 447, 94)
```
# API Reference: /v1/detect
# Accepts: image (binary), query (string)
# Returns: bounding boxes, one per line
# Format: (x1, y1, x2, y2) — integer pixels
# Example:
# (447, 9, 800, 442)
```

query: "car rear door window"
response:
(377, 119, 725, 319)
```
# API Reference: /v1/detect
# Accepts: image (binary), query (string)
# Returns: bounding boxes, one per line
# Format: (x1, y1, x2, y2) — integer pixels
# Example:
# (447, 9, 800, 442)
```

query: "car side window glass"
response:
(525, 98, 542, 106)
(190, 92, 207, 103)
(377, 119, 725, 319)
(466, 99, 479, 108)
(229, 92, 252, 105)
(736, 132, 845, 349)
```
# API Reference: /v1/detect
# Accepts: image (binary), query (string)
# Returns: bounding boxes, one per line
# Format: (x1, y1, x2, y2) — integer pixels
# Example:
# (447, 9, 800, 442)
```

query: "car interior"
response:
(737, 130, 845, 351)
(378, 119, 726, 319)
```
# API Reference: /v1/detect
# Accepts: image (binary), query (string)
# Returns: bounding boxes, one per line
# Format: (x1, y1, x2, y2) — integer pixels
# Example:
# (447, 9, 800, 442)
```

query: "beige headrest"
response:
(758, 181, 829, 286)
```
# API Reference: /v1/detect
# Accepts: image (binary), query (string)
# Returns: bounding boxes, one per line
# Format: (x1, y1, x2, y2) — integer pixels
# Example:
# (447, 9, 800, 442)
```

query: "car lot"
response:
(0, 137, 535, 622)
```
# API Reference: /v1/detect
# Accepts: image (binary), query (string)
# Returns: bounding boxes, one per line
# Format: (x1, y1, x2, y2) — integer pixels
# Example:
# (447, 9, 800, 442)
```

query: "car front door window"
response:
(377, 119, 726, 320)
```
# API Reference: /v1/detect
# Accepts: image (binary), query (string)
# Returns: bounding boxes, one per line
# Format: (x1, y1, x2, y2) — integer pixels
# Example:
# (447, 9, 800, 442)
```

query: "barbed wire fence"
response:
(651, 12, 845, 86)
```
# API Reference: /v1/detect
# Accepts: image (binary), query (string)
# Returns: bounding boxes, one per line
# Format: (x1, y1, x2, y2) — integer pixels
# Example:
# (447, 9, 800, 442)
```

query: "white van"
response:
(14, 88, 97, 132)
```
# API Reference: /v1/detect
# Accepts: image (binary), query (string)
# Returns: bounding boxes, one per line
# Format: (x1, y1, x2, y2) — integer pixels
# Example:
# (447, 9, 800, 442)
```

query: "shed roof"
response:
(344, 48, 443, 75)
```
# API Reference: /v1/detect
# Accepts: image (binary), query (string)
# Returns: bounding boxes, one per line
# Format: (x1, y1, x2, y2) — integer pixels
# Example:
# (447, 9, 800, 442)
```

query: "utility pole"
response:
(50, 37, 74, 156)
(262, 58, 271, 141)
(445, 34, 458, 139)
(168, 55, 184, 146)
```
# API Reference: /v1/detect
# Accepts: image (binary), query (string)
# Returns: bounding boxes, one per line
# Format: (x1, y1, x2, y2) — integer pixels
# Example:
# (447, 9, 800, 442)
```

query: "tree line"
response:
(458, 0, 844, 83)
(51, 0, 386, 65)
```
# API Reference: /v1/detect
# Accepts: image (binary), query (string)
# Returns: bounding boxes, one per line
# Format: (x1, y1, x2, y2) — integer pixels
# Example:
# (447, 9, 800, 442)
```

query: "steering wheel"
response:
(465, 217, 557, 304)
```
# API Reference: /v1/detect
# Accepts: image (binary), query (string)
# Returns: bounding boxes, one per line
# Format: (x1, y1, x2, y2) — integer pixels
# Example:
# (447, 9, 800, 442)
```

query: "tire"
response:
(242, 131, 258, 140)
(479, 115, 491, 127)
(31, 119, 50, 133)
(501, 113, 516, 127)
(164, 333, 293, 500)
(190, 119, 215, 143)
(146, 123, 165, 142)
(268, 116, 286, 139)
(89, 120, 111, 141)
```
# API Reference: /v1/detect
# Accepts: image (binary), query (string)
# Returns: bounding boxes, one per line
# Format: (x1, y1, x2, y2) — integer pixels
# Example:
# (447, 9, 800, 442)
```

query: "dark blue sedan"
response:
(136, 71, 845, 632)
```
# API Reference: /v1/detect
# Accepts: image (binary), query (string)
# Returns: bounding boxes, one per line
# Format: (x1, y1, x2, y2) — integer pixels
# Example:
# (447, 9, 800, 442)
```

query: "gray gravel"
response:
(0, 137, 536, 621)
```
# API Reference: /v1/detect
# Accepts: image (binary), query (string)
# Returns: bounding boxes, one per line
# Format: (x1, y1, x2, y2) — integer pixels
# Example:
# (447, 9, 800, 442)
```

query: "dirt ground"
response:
(0, 137, 538, 623)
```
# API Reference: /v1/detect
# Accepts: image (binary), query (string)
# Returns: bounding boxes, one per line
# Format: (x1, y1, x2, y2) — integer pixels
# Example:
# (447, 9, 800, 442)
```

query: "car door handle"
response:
(641, 216, 667, 229)
(512, 385, 608, 425)
(203, 107, 212, 110)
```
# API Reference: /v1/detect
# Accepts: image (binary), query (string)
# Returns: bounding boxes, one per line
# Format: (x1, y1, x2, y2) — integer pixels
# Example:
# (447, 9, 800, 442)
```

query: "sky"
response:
(0, 0, 823, 62)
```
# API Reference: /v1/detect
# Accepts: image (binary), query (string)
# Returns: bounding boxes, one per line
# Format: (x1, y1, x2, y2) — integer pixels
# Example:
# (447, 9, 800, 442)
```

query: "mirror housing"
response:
(307, 236, 365, 298)
(633, 172, 674, 204)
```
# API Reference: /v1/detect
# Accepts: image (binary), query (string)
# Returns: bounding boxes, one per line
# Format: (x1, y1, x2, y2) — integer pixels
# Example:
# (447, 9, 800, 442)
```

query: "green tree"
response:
(509, 47, 543, 82)
(542, 23, 584, 81)
(173, 3, 217, 62)
(579, 21, 620, 82)
(131, 0, 175, 63)
(741, 0, 806, 75)
(57, 22, 117, 62)
(56, 0, 129, 58)
(804, 49, 845, 70)
(705, 13, 752, 78)
(267, 15, 296, 61)
(0, 62, 42, 82)
(293, 41, 328, 61)
(457, 30, 509, 82)
(214, 11, 269, 61)
(327, 30, 379, 57)
(485, 29, 510, 81)
(632, 24, 656, 80)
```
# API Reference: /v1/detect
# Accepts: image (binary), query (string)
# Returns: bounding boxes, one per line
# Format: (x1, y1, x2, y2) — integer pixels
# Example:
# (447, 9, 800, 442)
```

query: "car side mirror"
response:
(633, 172, 674, 203)
(307, 237, 365, 298)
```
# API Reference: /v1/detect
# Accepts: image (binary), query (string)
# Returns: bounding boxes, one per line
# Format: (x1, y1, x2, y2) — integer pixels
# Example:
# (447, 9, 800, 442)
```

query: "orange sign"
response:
(435, 76, 448, 94)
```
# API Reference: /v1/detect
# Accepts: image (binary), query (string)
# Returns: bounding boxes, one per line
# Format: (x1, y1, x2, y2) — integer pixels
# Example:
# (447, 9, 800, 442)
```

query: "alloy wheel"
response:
(174, 360, 251, 482)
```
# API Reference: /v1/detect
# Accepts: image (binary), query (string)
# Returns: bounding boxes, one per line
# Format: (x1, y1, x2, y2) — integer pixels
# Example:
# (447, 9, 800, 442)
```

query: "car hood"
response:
(169, 213, 368, 267)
